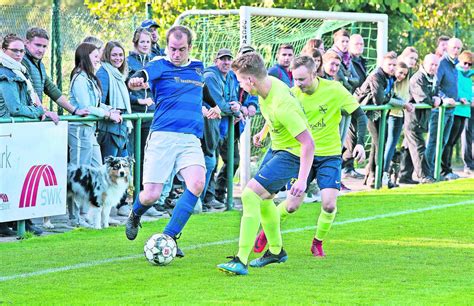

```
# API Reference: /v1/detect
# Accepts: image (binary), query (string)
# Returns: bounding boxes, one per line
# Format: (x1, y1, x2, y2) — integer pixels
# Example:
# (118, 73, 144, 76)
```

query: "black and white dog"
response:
(67, 156, 134, 229)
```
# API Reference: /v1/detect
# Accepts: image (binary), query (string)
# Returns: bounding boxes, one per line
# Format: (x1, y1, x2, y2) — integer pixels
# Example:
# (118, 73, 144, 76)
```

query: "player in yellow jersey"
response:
(254, 56, 368, 257)
(217, 52, 314, 275)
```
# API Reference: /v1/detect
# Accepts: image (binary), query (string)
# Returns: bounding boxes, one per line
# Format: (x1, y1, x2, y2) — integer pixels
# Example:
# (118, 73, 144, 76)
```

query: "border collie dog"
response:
(67, 156, 133, 229)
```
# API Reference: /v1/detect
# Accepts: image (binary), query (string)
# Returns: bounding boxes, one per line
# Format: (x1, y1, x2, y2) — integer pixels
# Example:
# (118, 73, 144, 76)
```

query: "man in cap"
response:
(201, 48, 242, 210)
(141, 19, 165, 57)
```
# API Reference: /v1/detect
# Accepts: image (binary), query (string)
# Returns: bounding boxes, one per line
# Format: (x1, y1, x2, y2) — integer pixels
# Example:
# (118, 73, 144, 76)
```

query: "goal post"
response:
(175, 6, 388, 188)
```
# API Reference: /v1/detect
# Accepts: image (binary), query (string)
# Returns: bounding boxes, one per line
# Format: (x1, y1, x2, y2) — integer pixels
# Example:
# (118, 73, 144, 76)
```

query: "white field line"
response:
(1, 200, 473, 282)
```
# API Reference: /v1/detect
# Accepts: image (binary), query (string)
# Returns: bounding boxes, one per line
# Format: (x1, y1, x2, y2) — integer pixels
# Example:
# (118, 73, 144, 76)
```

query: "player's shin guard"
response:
(236, 188, 262, 265)
(163, 189, 198, 237)
(315, 206, 337, 241)
(260, 199, 282, 255)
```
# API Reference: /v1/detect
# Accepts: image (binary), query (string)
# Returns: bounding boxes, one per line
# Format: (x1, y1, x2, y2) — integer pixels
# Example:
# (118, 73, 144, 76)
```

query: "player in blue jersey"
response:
(125, 25, 220, 257)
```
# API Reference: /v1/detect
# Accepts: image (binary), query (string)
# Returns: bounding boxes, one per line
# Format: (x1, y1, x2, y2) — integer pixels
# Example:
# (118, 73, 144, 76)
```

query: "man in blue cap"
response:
(141, 19, 165, 57)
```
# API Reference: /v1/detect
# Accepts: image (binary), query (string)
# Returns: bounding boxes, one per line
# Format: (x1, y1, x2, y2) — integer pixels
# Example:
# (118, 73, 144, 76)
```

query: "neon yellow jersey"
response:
(291, 77, 359, 156)
(259, 76, 309, 157)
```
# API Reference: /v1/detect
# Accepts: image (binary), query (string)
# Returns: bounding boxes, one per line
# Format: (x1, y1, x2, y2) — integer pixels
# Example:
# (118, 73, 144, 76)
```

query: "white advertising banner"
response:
(0, 122, 68, 222)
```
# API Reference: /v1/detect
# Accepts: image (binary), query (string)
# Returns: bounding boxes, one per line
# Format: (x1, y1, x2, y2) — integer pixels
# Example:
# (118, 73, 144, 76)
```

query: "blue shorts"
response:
(254, 149, 301, 195)
(307, 155, 342, 190)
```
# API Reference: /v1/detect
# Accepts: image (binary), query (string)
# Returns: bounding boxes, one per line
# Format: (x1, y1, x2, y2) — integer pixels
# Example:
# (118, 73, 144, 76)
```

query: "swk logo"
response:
(19, 165, 59, 208)
(0, 193, 9, 211)
(0, 193, 8, 202)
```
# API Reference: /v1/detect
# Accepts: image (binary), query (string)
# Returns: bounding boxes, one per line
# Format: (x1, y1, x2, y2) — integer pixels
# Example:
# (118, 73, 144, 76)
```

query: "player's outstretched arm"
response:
(291, 130, 315, 197)
(127, 70, 148, 91)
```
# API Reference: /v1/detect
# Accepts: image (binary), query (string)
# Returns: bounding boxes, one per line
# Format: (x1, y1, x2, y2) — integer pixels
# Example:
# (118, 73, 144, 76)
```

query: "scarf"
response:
(101, 62, 133, 131)
(0, 50, 41, 106)
(332, 46, 351, 68)
(101, 62, 131, 114)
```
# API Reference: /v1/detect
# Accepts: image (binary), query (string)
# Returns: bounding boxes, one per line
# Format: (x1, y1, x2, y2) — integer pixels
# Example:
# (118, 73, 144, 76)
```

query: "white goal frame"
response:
(175, 6, 388, 188)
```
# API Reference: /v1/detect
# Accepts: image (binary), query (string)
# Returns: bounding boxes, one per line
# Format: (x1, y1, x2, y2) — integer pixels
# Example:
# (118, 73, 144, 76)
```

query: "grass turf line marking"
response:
(1, 199, 473, 282)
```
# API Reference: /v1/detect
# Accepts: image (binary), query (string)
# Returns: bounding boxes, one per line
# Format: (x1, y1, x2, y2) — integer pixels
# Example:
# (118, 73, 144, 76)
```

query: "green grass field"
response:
(1, 179, 473, 304)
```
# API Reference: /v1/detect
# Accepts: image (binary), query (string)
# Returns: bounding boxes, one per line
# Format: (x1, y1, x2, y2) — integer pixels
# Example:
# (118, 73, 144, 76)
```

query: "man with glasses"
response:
(141, 19, 165, 57)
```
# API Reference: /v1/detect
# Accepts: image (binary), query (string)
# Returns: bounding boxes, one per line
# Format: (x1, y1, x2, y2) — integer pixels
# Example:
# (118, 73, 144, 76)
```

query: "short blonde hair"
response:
(322, 50, 341, 63)
(231, 52, 267, 79)
(458, 50, 472, 63)
(384, 51, 398, 60)
(291, 55, 316, 72)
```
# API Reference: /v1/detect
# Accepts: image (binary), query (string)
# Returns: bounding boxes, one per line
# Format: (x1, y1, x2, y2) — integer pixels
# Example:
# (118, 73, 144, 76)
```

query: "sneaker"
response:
(0, 224, 16, 237)
(310, 238, 325, 257)
(399, 177, 419, 184)
(205, 199, 226, 210)
(420, 176, 436, 184)
(217, 256, 249, 275)
(249, 248, 288, 267)
(443, 172, 459, 181)
(125, 211, 142, 240)
(144, 206, 163, 217)
(340, 182, 351, 192)
(108, 217, 121, 226)
(387, 180, 399, 189)
(343, 169, 364, 179)
(117, 205, 131, 217)
(25, 220, 43, 236)
(464, 168, 473, 175)
(43, 218, 55, 229)
(253, 230, 268, 253)
(382, 172, 389, 186)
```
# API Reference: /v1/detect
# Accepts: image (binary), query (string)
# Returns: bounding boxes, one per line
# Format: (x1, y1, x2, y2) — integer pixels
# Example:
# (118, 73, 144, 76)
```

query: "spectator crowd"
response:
(0, 21, 472, 237)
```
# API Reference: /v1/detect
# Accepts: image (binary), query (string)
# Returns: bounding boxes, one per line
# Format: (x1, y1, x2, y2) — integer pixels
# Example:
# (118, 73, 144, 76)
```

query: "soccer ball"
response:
(144, 233, 177, 266)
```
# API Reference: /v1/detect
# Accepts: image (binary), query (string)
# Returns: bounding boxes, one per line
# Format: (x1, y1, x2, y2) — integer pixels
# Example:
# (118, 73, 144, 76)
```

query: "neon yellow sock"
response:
(277, 201, 290, 223)
(237, 187, 262, 265)
(260, 199, 282, 255)
(315, 207, 337, 241)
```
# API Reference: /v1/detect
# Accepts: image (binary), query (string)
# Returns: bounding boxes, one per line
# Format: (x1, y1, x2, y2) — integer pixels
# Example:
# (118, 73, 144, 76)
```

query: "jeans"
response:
(383, 116, 404, 173)
(461, 107, 474, 170)
(365, 118, 384, 185)
(201, 153, 217, 202)
(425, 109, 454, 177)
(98, 132, 129, 161)
(442, 115, 466, 175)
(156, 172, 175, 206)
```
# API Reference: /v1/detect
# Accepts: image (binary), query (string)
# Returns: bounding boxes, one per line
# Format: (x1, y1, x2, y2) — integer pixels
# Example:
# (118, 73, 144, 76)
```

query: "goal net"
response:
(175, 7, 388, 186)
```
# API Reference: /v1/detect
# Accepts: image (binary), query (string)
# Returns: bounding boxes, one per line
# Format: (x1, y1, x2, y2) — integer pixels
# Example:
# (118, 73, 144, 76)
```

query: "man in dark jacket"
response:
(23, 27, 88, 116)
(354, 51, 398, 187)
(328, 29, 360, 94)
(342, 33, 368, 179)
(141, 19, 165, 58)
(268, 44, 294, 87)
(202, 49, 242, 210)
(404, 54, 441, 184)
(425, 38, 461, 179)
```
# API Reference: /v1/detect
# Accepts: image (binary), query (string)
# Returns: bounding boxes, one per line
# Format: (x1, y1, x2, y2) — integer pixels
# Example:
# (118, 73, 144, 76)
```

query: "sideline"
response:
(1, 199, 473, 282)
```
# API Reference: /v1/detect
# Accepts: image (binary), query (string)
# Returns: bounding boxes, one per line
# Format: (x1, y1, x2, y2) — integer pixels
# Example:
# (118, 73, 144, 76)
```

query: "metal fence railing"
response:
(1, 103, 458, 237)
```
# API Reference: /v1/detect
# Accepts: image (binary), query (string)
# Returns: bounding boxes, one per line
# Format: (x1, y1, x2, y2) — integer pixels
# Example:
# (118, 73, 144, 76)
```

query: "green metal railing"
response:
(0, 103, 457, 237)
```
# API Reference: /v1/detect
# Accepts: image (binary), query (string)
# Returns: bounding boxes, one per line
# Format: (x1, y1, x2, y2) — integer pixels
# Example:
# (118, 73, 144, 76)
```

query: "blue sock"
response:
(132, 195, 151, 216)
(163, 189, 198, 237)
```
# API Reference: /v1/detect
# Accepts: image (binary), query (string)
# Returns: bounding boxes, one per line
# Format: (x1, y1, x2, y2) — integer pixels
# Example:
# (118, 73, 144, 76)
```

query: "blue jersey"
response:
(144, 57, 205, 137)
